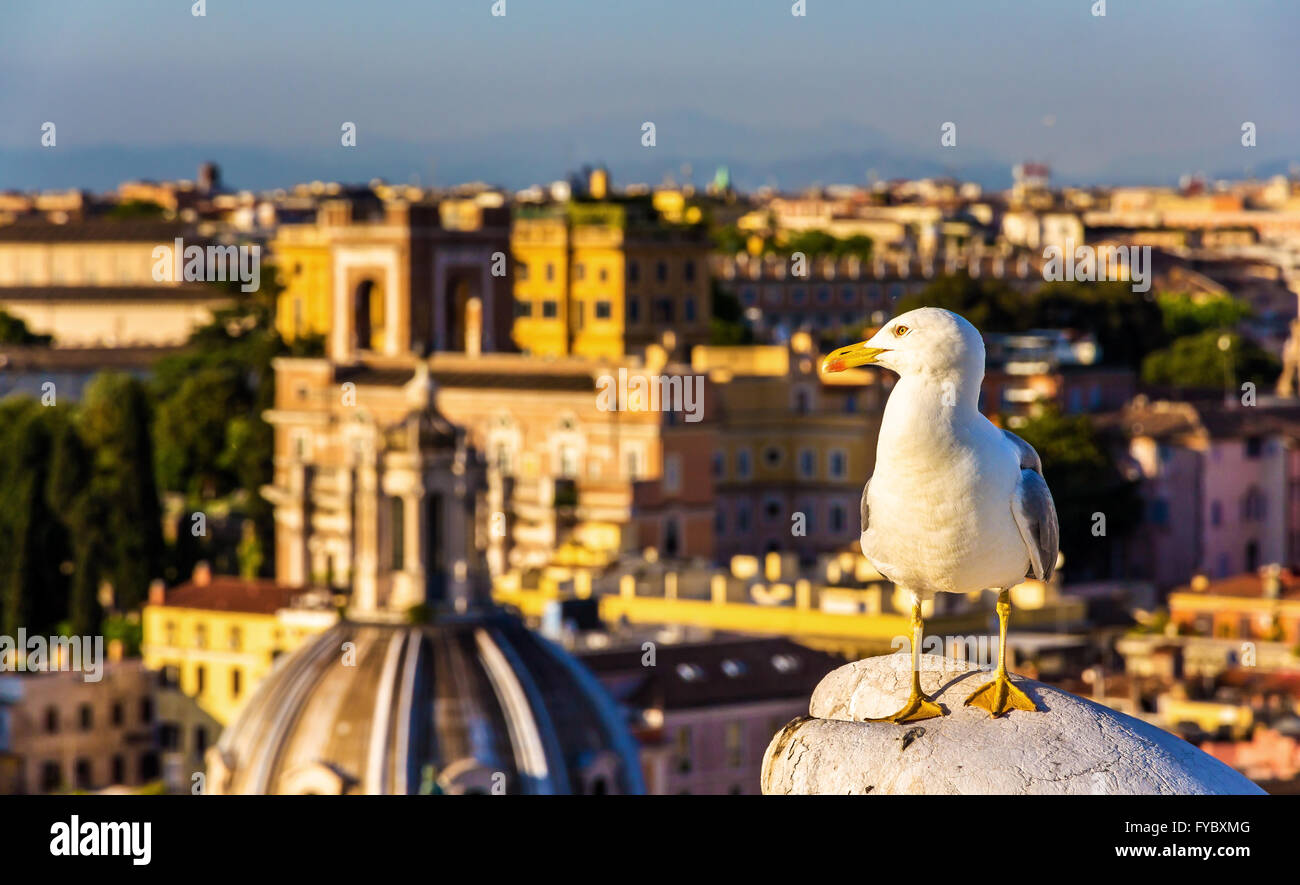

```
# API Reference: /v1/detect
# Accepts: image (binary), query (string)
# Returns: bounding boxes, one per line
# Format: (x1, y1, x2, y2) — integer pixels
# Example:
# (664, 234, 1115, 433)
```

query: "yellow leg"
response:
(868, 598, 944, 723)
(964, 588, 1040, 717)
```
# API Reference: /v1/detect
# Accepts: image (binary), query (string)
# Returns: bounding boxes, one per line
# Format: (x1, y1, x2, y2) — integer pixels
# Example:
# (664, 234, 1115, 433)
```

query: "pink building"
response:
(1108, 397, 1300, 590)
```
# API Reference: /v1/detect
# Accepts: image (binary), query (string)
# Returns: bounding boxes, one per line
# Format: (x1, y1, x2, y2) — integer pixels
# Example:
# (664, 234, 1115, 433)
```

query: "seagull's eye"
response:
(892, 324, 910, 338)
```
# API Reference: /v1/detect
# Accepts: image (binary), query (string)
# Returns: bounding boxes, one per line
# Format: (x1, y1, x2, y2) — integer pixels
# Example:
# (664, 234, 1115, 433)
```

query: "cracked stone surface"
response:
(761, 653, 1266, 795)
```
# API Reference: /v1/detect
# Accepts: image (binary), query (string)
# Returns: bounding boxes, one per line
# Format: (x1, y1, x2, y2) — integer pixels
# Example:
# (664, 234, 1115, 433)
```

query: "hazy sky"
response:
(2, 0, 1297, 189)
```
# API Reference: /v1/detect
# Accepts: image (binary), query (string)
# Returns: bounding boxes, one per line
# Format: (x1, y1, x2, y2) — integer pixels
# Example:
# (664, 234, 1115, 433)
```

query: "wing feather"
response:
(1012, 469, 1059, 581)
(859, 478, 871, 535)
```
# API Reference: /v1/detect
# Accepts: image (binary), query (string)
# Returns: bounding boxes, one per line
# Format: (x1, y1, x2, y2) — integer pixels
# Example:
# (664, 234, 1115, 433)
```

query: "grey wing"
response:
(860, 477, 871, 535)
(1001, 429, 1058, 581)
(1012, 469, 1059, 581)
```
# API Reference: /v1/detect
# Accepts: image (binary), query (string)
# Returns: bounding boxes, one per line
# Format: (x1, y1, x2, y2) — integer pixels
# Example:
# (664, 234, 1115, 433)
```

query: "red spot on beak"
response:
(827, 359, 845, 373)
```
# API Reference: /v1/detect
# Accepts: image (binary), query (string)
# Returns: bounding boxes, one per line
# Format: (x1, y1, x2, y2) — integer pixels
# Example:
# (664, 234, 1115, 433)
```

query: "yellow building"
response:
(140, 565, 336, 782)
(510, 195, 712, 360)
(271, 197, 513, 356)
(691, 332, 888, 560)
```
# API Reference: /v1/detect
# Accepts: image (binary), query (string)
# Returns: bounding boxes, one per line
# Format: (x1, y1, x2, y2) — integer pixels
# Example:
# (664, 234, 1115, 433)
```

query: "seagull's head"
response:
(821, 307, 985, 380)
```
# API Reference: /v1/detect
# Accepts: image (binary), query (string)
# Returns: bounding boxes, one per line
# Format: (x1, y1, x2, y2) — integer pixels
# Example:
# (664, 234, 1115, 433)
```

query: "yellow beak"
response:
(822, 342, 888, 374)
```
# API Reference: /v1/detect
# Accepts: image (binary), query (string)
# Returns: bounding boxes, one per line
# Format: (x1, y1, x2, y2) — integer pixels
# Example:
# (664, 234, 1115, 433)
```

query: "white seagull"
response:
(822, 307, 1059, 721)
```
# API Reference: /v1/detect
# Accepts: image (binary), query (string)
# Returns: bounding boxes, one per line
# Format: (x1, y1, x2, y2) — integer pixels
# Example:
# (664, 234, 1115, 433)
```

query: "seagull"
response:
(822, 307, 1058, 721)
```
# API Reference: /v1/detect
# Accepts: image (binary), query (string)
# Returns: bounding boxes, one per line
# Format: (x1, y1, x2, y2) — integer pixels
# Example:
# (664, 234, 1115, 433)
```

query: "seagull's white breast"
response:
(861, 393, 1030, 596)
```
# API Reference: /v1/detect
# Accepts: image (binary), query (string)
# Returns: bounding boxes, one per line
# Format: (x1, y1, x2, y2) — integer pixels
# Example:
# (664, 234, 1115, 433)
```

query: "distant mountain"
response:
(0, 110, 1292, 194)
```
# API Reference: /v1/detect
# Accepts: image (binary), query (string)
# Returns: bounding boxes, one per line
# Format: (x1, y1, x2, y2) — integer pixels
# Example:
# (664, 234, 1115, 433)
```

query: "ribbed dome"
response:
(206, 612, 644, 795)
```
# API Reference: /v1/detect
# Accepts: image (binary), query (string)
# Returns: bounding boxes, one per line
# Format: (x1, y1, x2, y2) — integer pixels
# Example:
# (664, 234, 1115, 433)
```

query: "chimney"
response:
(192, 561, 212, 587)
(148, 579, 166, 606)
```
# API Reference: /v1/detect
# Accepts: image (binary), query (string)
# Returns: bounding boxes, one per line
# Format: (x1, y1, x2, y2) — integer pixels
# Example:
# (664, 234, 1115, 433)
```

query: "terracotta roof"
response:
(160, 576, 305, 614)
(1171, 570, 1300, 602)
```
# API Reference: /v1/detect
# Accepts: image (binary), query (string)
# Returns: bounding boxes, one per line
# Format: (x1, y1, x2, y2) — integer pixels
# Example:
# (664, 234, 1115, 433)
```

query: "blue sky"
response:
(2, 0, 1297, 190)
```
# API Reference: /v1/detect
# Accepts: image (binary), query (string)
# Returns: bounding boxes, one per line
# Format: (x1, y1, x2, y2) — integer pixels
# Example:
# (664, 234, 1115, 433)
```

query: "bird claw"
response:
(964, 673, 1040, 718)
(867, 691, 945, 723)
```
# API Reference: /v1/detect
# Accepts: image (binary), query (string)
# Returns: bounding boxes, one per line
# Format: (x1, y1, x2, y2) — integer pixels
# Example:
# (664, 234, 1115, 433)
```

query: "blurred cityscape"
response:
(1, 158, 1299, 794)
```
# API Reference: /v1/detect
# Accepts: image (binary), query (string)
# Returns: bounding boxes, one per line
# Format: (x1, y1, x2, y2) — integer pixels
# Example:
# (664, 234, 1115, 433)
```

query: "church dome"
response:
(206, 612, 644, 795)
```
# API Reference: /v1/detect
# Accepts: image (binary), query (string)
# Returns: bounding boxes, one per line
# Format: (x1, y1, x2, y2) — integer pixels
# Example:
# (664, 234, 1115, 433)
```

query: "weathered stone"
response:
(761, 653, 1265, 795)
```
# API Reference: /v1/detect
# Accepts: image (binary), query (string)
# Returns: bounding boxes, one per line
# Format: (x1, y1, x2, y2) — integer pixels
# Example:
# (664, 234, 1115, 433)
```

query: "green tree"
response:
(709, 280, 754, 345)
(1026, 280, 1167, 370)
(1012, 406, 1141, 582)
(80, 373, 165, 611)
(1156, 292, 1251, 338)
(1141, 330, 1281, 392)
(0, 309, 53, 345)
(895, 272, 1023, 332)
(0, 400, 71, 635)
(151, 265, 287, 579)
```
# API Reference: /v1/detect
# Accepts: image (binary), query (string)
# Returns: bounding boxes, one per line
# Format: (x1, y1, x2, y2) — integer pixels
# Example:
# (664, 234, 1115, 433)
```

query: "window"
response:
(545, 263, 555, 282)
(791, 287, 807, 304)
(626, 296, 640, 323)
(45, 706, 59, 734)
(715, 508, 726, 536)
(763, 446, 783, 468)
(737, 502, 752, 532)
(817, 286, 831, 304)
(195, 726, 208, 756)
(75, 759, 92, 791)
(764, 496, 782, 521)
(231, 668, 243, 699)
(514, 299, 532, 318)
(575, 262, 585, 281)
(664, 517, 681, 556)
(389, 496, 405, 570)
(656, 261, 668, 282)
(517, 262, 529, 281)
(830, 502, 846, 533)
(742, 287, 757, 306)
(195, 624, 208, 650)
(594, 299, 612, 320)
(711, 451, 725, 479)
(111, 755, 126, 785)
(675, 726, 693, 773)
(1210, 500, 1223, 527)
(627, 260, 639, 283)
(841, 286, 856, 303)
(542, 300, 558, 319)
(798, 449, 815, 479)
(685, 260, 696, 282)
(111, 702, 123, 727)
(725, 721, 744, 768)
(652, 297, 674, 323)
(1245, 437, 1263, 458)
(599, 267, 608, 282)
(736, 450, 752, 479)
(664, 454, 682, 493)
(140, 698, 153, 724)
(229, 626, 242, 651)
(829, 450, 847, 479)
(799, 502, 815, 533)
(79, 704, 93, 731)
(195, 665, 206, 696)
(41, 762, 62, 792)
(684, 297, 696, 322)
